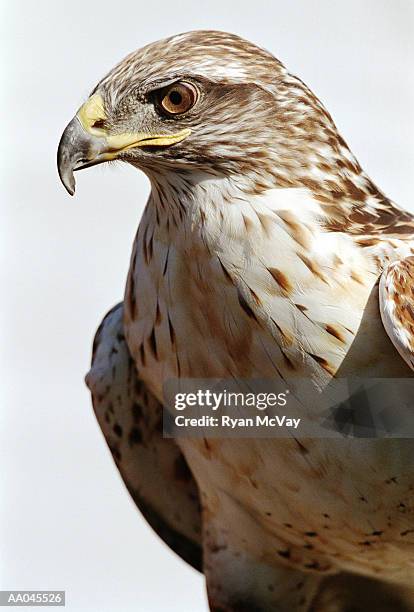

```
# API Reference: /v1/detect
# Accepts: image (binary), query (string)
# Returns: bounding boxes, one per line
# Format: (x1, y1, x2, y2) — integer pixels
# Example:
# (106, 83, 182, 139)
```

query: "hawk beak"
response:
(57, 93, 191, 196)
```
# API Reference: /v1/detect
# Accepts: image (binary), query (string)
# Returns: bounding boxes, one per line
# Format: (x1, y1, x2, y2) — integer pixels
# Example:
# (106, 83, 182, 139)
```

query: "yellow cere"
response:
(77, 93, 107, 133)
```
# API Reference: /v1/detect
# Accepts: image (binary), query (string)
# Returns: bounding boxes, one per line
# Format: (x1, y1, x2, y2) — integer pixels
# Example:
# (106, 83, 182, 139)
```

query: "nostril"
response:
(92, 119, 106, 129)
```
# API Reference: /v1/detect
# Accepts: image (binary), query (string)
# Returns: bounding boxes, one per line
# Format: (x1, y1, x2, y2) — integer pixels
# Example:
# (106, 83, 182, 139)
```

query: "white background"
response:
(2, 1, 413, 611)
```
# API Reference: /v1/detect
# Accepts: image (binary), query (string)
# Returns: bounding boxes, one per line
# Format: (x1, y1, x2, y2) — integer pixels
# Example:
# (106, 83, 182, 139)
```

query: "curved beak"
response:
(57, 93, 191, 196)
(57, 115, 109, 196)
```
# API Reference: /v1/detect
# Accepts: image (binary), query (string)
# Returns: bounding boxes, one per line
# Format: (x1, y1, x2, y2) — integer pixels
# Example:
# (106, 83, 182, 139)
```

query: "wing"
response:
(85, 303, 202, 571)
(379, 256, 414, 371)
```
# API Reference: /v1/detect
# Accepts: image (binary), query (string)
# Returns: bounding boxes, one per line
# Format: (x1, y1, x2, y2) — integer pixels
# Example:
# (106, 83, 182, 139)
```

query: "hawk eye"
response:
(158, 82, 198, 116)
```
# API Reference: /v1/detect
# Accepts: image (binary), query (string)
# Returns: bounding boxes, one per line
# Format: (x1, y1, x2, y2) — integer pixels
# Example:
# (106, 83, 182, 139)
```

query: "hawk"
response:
(57, 31, 414, 611)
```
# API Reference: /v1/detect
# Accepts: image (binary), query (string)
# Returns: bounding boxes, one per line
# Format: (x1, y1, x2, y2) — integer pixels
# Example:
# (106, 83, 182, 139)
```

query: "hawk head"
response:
(58, 30, 341, 196)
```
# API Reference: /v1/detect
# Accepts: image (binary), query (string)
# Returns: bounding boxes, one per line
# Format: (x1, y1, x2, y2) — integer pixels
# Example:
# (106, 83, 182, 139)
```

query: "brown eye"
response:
(159, 82, 198, 115)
